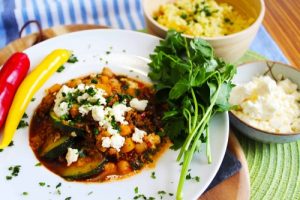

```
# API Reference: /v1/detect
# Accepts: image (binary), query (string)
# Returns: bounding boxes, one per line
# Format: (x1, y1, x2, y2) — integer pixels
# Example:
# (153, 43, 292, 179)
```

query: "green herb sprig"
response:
(148, 30, 236, 199)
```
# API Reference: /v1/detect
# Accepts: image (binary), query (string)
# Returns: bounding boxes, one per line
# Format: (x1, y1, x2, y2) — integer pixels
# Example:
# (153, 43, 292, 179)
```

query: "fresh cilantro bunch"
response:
(148, 30, 236, 199)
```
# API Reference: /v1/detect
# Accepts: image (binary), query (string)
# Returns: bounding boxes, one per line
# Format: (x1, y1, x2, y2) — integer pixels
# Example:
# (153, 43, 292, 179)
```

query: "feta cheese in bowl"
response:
(229, 61, 300, 143)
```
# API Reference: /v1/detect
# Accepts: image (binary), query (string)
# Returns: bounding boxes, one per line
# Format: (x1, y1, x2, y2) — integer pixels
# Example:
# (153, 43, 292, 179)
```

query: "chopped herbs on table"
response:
(22, 192, 28, 196)
(35, 162, 42, 167)
(134, 186, 139, 194)
(67, 54, 78, 63)
(22, 113, 28, 119)
(151, 171, 156, 179)
(31, 97, 36, 102)
(6, 165, 21, 180)
(56, 65, 65, 73)
(39, 182, 46, 187)
(148, 30, 236, 199)
(65, 197, 72, 200)
(158, 191, 167, 199)
(0, 149, 3, 152)
(17, 120, 28, 129)
(56, 182, 62, 188)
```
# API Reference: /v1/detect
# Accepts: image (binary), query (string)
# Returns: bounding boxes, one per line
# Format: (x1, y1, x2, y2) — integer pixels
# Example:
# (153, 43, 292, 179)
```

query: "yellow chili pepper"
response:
(0, 49, 71, 149)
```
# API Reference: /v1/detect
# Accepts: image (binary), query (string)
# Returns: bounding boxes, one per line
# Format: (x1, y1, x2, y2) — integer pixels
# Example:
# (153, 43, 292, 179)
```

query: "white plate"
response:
(0, 29, 228, 200)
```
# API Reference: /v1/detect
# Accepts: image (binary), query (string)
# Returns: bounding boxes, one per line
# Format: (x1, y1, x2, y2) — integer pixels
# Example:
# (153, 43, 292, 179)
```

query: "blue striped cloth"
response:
(0, 0, 288, 63)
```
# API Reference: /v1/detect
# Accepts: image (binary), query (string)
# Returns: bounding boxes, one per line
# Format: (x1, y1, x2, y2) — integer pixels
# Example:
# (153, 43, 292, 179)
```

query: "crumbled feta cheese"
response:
(53, 85, 75, 117)
(101, 134, 125, 151)
(77, 83, 85, 91)
(65, 148, 79, 166)
(79, 104, 92, 116)
(132, 127, 147, 143)
(77, 86, 106, 105)
(111, 104, 131, 124)
(110, 134, 125, 151)
(130, 98, 148, 111)
(70, 131, 77, 137)
(230, 75, 300, 133)
(77, 93, 90, 103)
(107, 124, 119, 135)
(88, 89, 106, 105)
(102, 137, 112, 148)
(91, 106, 105, 121)
(53, 102, 69, 117)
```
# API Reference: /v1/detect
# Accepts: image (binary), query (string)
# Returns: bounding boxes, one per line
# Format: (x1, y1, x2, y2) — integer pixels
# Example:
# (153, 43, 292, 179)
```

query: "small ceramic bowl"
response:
(230, 61, 300, 143)
(142, 0, 265, 63)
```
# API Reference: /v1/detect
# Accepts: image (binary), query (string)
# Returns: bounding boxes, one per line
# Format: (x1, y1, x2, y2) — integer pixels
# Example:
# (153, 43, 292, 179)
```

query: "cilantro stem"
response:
(191, 89, 198, 131)
(206, 128, 211, 164)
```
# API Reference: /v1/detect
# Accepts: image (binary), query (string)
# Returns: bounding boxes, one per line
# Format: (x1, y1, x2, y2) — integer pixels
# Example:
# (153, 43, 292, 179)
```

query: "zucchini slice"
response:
(39, 136, 74, 159)
(60, 157, 107, 180)
(50, 111, 85, 136)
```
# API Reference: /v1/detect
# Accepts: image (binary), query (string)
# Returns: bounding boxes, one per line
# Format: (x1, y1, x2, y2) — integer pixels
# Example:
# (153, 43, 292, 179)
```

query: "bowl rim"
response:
(142, 0, 265, 40)
(230, 60, 300, 136)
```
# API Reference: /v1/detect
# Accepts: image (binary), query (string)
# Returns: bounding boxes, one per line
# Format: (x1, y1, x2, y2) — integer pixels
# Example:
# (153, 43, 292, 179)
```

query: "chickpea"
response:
(120, 125, 132, 136)
(102, 67, 114, 77)
(134, 142, 148, 154)
(117, 160, 132, 174)
(121, 138, 135, 153)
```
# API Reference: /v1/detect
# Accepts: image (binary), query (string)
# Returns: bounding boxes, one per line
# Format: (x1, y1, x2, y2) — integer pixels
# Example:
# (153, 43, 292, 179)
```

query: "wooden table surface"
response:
(264, 0, 300, 68)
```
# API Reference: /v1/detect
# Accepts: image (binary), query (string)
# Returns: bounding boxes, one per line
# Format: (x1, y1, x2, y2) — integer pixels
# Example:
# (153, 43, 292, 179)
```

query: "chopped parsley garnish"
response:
(86, 87, 96, 96)
(151, 171, 156, 179)
(22, 192, 28, 196)
(67, 54, 78, 63)
(169, 193, 174, 196)
(31, 97, 36, 102)
(22, 113, 28, 119)
(56, 65, 65, 73)
(35, 162, 42, 167)
(111, 117, 120, 132)
(0, 149, 3, 153)
(180, 13, 187, 19)
(106, 51, 111, 55)
(118, 94, 133, 102)
(134, 186, 139, 194)
(17, 120, 28, 129)
(39, 182, 46, 186)
(91, 79, 98, 84)
(65, 197, 72, 200)
(6, 165, 21, 180)
(93, 128, 100, 135)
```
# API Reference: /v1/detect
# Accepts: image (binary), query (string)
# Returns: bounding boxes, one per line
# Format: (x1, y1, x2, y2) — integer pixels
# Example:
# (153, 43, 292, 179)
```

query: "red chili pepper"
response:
(0, 53, 30, 128)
